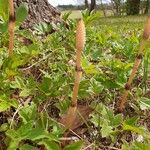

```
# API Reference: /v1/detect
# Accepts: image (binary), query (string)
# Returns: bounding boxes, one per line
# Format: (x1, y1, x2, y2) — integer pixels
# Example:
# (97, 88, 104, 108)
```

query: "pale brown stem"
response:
(118, 58, 142, 112)
(71, 50, 82, 106)
(60, 19, 85, 131)
(8, 0, 15, 57)
(71, 71, 82, 106)
(118, 39, 146, 112)
(127, 58, 142, 85)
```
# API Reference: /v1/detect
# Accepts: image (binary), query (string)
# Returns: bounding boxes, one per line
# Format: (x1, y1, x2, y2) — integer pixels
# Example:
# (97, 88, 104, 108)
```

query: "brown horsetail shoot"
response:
(118, 17, 150, 112)
(60, 19, 86, 131)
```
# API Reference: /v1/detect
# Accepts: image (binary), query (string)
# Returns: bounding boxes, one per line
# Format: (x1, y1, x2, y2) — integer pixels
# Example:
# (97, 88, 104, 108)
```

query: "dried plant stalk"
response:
(8, 0, 15, 57)
(60, 19, 86, 130)
(118, 17, 150, 112)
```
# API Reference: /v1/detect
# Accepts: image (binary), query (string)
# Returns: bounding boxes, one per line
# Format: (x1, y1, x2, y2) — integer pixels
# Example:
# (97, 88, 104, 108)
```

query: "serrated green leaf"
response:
(124, 117, 139, 125)
(7, 140, 20, 150)
(16, 3, 28, 26)
(123, 123, 149, 138)
(132, 142, 150, 150)
(101, 124, 113, 137)
(64, 141, 83, 150)
(18, 103, 37, 123)
(26, 127, 48, 141)
(17, 121, 33, 138)
(20, 144, 38, 150)
(0, 95, 19, 112)
(0, 101, 11, 112)
(39, 140, 61, 150)
(20, 89, 31, 97)
(139, 97, 150, 110)
(6, 129, 20, 139)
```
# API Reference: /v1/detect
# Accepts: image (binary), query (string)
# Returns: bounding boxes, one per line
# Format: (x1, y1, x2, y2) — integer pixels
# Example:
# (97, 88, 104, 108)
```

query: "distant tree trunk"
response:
(89, 0, 96, 14)
(114, 0, 121, 15)
(85, 0, 89, 9)
(126, 0, 141, 15)
(14, 0, 61, 30)
(111, 0, 121, 16)
(100, 0, 106, 17)
(144, 0, 150, 14)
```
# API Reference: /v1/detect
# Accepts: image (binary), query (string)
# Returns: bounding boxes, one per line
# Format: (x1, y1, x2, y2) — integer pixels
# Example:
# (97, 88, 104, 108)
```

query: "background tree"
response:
(144, 0, 150, 14)
(77, 0, 96, 14)
(89, 0, 96, 13)
(99, 0, 107, 16)
(126, 0, 141, 15)
(85, 0, 89, 9)
(111, 0, 121, 15)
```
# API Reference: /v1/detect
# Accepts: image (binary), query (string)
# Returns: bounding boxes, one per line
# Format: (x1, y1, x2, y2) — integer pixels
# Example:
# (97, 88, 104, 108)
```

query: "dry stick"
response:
(8, 0, 15, 57)
(61, 19, 86, 130)
(118, 17, 150, 112)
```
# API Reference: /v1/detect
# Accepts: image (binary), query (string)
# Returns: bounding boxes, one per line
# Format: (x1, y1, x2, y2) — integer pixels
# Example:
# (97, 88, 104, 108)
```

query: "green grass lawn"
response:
(61, 10, 82, 19)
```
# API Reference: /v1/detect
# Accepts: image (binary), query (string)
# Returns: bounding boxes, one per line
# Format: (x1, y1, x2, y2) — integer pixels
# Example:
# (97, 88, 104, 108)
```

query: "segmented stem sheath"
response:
(71, 19, 86, 107)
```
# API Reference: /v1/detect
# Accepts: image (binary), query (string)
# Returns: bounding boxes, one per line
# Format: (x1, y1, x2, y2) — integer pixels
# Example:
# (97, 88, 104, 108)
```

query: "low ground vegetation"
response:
(0, 8, 150, 150)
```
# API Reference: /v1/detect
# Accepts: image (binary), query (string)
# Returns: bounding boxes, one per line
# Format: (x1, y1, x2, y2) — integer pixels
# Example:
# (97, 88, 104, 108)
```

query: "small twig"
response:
(59, 137, 78, 141)
(82, 143, 95, 150)
(20, 54, 51, 71)
(10, 104, 22, 128)
(100, 145, 121, 150)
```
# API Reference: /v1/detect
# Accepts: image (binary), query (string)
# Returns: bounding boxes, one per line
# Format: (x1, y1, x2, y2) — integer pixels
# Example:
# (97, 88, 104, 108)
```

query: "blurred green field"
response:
(61, 10, 104, 19)
(61, 10, 147, 28)
(61, 10, 82, 19)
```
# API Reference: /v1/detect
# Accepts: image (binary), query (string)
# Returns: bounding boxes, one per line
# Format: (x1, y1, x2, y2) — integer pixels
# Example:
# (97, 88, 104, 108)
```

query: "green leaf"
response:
(123, 123, 144, 135)
(0, 101, 11, 112)
(55, 99, 70, 114)
(26, 127, 50, 141)
(62, 11, 72, 21)
(16, 3, 28, 26)
(0, 123, 9, 132)
(17, 122, 33, 138)
(122, 140, 130, 150)
(18, 103, 37, 123)
(139, 97, 150, 110)
(7, 140, 20, 150)
(39, 140, 61, 150)
(0, 21, 8, 33)
(26, 127, 57, 141)
(0, 94, 19, 112)
(124, 117, 139, 125)
(101, 124, 113, 137)
(20, 144, 38, 150)
(64, 141, 83, 150)
(6, 129, 20, 139)
(112, 114, 123, 127)
(20, 89, 31, 97)
(132, 142, 150, 150)
(34, 22, 53, 34)
(0, 0, 8, 21)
